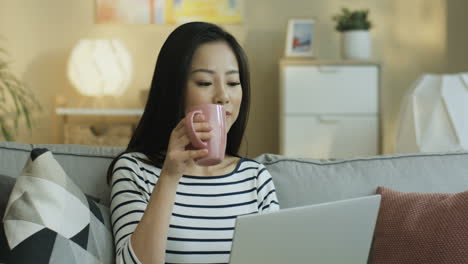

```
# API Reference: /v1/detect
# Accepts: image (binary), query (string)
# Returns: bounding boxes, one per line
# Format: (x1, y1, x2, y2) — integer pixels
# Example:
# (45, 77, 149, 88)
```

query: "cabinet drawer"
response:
(281, 115, 379, 159)
(283, 65, 378, 114)
(64, 123, 133, 146)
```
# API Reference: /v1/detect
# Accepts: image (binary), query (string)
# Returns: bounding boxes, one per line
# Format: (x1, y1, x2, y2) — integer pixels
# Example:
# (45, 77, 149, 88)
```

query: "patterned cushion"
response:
(0, 174, 15, 221)
(2, 149, 114, 263)
(372, 187, 468, 263)
(0, 174, 16, 263)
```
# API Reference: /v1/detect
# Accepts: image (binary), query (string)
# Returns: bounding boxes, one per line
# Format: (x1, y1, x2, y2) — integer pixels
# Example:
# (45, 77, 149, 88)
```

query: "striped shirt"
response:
(110, 152, 280, 264)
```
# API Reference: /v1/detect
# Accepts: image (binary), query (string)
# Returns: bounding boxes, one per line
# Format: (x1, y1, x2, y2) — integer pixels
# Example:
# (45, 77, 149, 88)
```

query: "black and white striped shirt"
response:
(110, 152, 280, 264)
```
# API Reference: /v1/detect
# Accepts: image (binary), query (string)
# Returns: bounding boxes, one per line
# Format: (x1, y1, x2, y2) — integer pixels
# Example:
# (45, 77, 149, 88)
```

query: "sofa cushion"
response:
(0, 174, 15, 220)
(0, 141, 125, 206)
(371, 187, 468, 263)
(0, 224, 8, 263)
(256, 152, 468, 209)
(0, 174, 17, 263)
(0, 141, 31, 178)
(2, 149, 114, 263)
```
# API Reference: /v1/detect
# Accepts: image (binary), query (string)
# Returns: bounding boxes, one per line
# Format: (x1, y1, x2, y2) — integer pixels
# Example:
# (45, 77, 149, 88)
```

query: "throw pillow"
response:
(0, 174, 16, 219)
(0, 174, 16, 263)
(2, 148, 114, 263)
(372, 186, 468, 264)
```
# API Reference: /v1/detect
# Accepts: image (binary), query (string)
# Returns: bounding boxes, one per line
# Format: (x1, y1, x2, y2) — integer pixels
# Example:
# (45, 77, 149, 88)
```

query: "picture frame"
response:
(284, 18, 316, 58)
(95, 0, 243, 24)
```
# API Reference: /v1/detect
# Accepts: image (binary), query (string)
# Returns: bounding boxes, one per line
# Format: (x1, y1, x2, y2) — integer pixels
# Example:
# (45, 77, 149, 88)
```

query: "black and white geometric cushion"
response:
(2, 149, 114, 263)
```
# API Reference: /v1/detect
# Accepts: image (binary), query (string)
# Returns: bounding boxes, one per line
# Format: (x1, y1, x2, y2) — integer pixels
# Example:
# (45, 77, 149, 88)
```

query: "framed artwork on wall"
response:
(95, 0, 243, 24)
(284, 18, 316, 58)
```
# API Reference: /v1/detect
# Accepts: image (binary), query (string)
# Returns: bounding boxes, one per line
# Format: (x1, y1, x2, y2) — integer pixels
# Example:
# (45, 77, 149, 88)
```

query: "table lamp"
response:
(67, 39, 133, 97)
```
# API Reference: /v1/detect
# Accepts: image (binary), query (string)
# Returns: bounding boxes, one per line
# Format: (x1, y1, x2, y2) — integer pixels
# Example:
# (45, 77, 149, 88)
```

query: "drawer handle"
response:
(317, 66, 340, 73)
(319, 116, 340, 124)
(90, 124, 109, 136)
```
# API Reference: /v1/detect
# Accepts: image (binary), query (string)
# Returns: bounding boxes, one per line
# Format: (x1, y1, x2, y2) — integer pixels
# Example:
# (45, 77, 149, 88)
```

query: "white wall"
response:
(2, 0, 466, 157)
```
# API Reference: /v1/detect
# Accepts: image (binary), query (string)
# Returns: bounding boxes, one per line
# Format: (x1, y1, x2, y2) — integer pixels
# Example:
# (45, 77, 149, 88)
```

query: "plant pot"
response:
(341, 30, 372, 60)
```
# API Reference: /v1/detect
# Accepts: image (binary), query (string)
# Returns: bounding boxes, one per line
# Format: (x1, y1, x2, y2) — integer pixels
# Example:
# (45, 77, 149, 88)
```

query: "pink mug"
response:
(185, 104, 227, 166)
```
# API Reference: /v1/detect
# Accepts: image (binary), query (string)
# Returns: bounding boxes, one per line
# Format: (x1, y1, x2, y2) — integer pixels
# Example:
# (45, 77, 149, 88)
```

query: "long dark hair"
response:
(106, 22, 250, 184)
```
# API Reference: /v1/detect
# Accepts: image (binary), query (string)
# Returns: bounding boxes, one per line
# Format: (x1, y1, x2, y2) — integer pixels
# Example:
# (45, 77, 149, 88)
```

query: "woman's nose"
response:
(214, 85, 229, 104)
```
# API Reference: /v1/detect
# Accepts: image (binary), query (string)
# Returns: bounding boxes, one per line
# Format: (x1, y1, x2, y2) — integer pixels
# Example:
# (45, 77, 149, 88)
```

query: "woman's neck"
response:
(184, 155, 240, 176)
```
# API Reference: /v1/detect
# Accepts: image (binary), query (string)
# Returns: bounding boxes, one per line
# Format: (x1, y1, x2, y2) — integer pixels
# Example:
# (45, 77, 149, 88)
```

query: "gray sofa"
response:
(1, 141, 468, 262)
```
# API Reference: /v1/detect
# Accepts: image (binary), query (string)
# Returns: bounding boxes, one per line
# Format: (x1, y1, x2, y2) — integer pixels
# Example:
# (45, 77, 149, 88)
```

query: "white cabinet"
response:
(279, 60, 380, 159)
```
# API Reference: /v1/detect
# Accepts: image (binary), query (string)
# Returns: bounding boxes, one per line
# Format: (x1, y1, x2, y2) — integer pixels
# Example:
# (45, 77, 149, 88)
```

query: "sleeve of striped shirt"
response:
(110, 155, 149, 264)
(256, 164, 280, 213)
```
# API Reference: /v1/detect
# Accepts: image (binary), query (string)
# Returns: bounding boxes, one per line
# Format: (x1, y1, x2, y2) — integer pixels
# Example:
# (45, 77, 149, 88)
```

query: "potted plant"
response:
(0, 43, 41, 141)
(333, 8, 373, 60)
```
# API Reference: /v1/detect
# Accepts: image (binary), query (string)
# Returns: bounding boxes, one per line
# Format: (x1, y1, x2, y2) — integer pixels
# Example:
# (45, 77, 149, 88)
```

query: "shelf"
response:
(280, 58, 380, 66)
(56, 108, 144, 116)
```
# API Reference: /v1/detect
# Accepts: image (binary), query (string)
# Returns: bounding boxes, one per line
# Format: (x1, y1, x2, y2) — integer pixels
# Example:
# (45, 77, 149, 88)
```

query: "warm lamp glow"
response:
(396, 73, 468, 153)
(67, 39, 133, 97)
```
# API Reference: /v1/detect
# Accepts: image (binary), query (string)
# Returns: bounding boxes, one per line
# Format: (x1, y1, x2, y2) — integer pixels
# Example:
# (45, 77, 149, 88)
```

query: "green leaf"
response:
(0, 118, 14, 141)
(22, 103, 31, 129)
(0, 83, 6, 102)
(11, 89, 21, 129)
(0, 61, 8, 70)
(332, 7, 372, 32)
(0, 41, 42, 140)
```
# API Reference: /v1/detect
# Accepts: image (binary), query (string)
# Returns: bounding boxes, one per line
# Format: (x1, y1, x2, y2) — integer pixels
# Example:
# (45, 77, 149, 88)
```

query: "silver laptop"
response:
(229, 195, 381, 264)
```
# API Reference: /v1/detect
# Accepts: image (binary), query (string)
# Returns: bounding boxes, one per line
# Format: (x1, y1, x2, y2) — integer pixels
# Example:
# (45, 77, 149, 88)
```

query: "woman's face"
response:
(185, 41, 243, 132)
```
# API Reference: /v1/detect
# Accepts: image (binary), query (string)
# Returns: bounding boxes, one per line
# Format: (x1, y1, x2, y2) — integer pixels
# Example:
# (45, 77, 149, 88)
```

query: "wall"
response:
(0, 0, 244, 144)
(244, 0, 448, 156)
(1, 0, 466, 158)
(446, 0, 468, 73)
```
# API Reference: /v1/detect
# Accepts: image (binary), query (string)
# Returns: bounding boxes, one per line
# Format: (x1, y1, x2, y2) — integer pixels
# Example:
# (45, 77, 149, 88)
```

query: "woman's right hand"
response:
(161, 113, 212, 180)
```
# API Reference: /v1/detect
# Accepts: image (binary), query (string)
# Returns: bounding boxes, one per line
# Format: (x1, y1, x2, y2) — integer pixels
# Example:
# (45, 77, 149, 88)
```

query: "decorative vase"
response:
(396, 73, 468, 153)
(341, 30, 372, 60)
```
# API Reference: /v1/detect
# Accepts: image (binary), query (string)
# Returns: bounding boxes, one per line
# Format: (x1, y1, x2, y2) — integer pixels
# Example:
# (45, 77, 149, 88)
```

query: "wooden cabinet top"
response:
(280, 58, 380, 67)
(56, 108, 144, 116)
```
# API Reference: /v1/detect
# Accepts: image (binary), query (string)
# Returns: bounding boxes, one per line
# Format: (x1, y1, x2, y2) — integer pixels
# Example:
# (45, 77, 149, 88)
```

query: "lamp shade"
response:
(67, 39, 133, 97)
(396, 73, 468, 153)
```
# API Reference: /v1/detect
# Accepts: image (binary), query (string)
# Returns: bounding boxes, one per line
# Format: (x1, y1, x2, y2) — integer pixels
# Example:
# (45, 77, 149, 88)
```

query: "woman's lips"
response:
(226, 111, 232, 116)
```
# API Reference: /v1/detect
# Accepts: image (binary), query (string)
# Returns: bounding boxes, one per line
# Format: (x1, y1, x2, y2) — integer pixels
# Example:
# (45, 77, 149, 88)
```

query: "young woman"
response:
(108, 22, 280, 264)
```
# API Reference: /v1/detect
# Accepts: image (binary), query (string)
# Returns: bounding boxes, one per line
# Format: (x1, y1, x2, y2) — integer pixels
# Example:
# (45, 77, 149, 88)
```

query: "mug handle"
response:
(185, 110, 208, 149)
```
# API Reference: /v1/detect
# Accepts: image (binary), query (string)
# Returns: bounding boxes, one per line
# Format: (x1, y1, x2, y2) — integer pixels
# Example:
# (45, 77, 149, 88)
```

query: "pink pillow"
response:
(372, 187, 468, 264)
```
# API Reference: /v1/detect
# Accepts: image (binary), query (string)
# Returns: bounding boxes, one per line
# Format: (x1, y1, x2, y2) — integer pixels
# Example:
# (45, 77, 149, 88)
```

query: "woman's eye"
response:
(228, 82, 241, 86)
(196, 82, 212, 86)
